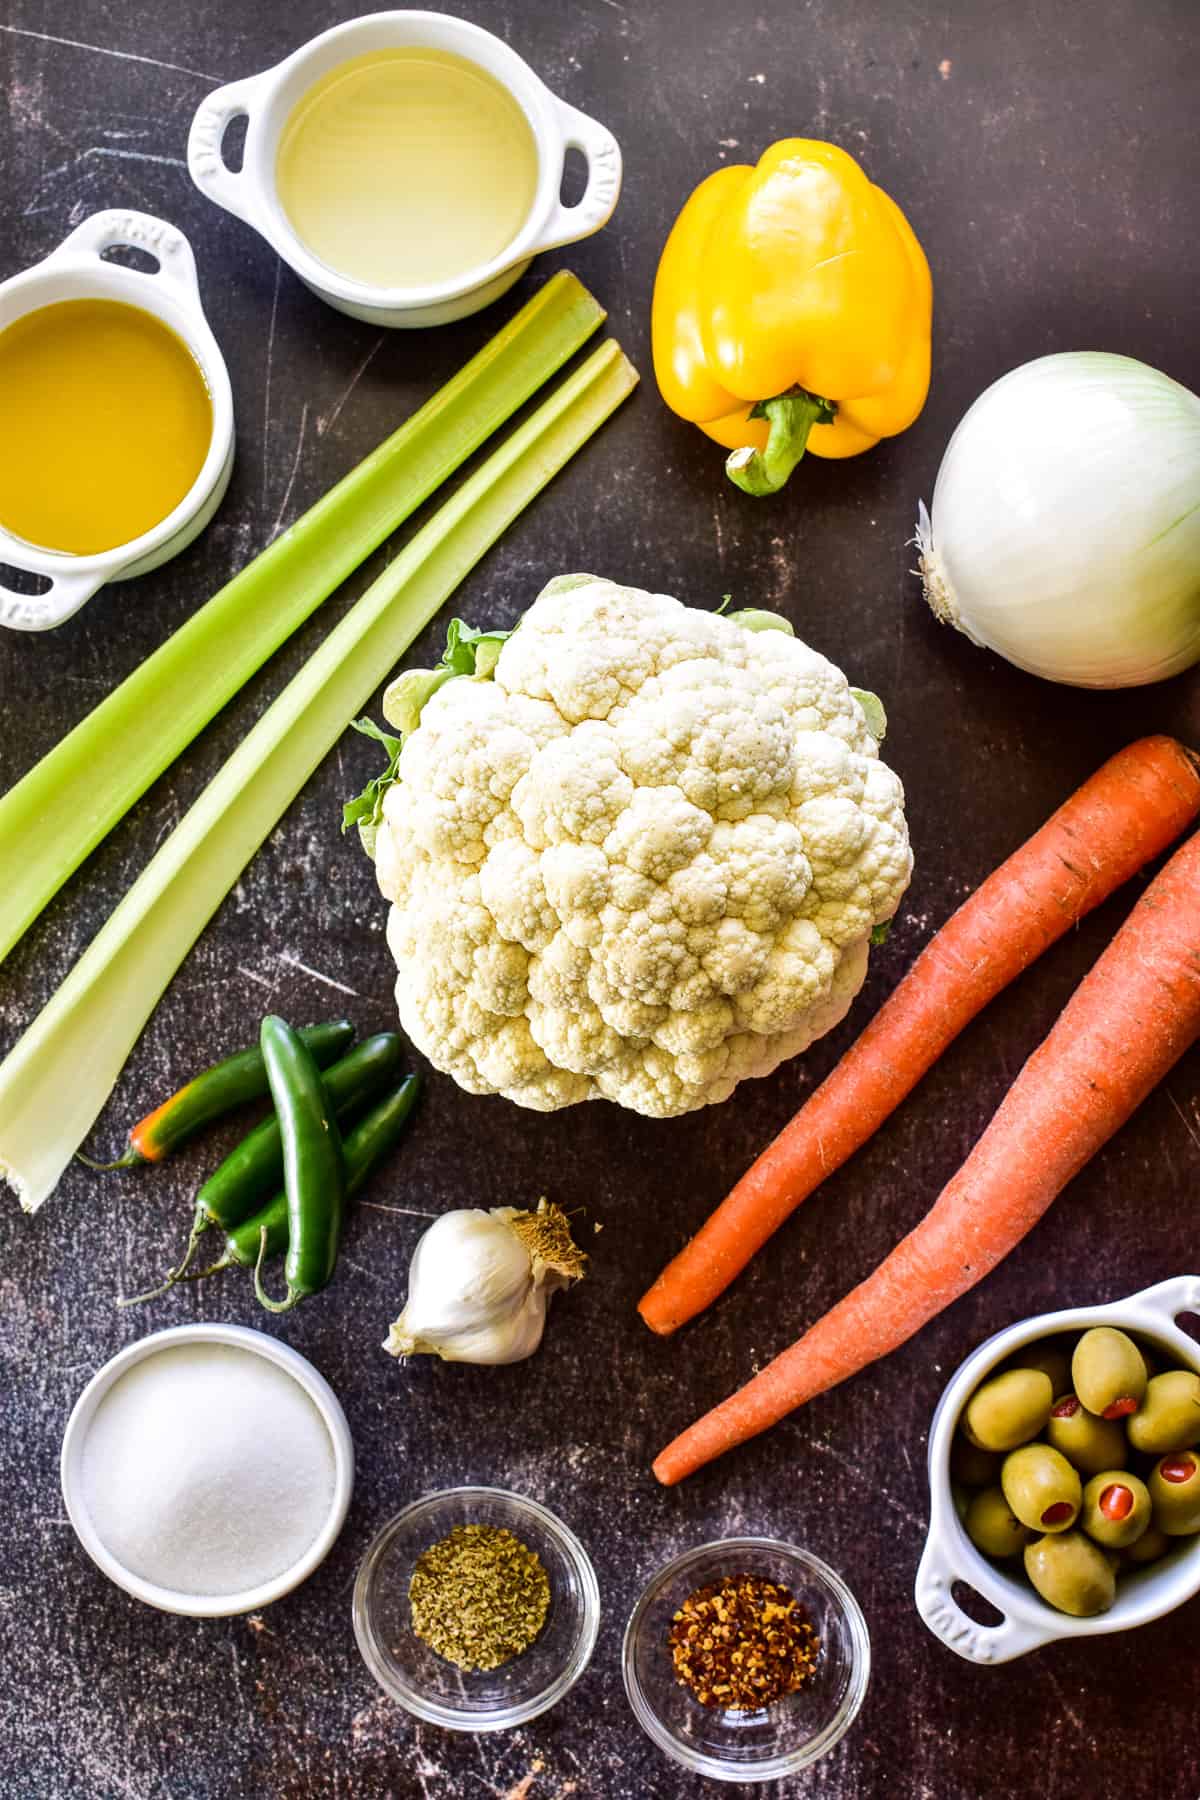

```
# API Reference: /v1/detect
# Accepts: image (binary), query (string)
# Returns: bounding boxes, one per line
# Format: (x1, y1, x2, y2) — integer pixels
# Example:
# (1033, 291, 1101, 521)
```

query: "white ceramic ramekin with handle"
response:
(0, 211, 233, 633)
(917, 1275, 1200, 1663)
(187, 11, 622, 328)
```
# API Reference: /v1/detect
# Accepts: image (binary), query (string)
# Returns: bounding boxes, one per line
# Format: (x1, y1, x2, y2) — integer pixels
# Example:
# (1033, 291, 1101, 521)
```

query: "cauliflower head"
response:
(373, 576, 911, 1117)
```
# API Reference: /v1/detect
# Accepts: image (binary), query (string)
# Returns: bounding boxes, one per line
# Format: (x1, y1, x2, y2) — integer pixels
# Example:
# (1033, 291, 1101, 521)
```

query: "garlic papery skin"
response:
(384, 1204, 584, 1365)
(917, 352, 1200, 688)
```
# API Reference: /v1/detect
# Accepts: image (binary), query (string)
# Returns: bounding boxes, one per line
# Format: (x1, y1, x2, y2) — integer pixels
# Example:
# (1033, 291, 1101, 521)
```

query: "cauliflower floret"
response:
(708, 815, 812, 932)
(614, 662, 794, 818)
(496, 579, 681, 722)
(539, 842, 610, 948)
(374, 576, 911, 1117)
(789, 732, 867, 805)
(603, 786, 713, 881)
(743, 628, 872, 747)
(511, 723, 633, 847)
(477, 840, 558, 952)
(399, 680, 539, 865)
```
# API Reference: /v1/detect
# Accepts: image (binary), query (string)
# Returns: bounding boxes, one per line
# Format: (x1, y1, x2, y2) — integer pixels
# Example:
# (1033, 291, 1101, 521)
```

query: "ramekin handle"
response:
(187, 75, 264, 227)
(529, 99, 622, 254)
(1128, 1274, 1200, 1328)
(915, 1534, 1053, 1664)
(49, 209, 203, 303)
(0, 563, 105, 633)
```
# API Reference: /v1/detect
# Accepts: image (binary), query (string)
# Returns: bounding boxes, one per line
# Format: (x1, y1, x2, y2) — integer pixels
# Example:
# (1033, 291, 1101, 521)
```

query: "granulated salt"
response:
(80, 1342, 336, 1597)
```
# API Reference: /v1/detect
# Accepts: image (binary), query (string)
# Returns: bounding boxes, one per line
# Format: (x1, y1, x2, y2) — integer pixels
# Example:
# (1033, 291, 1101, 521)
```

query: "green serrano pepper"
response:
(254, 1014, 346, 1313)
(82, 1019, 355, 1170)
(196, 1075, 422, 1280)
(192, 1032, 402, 1229)
(122, 1033, 405, 1306)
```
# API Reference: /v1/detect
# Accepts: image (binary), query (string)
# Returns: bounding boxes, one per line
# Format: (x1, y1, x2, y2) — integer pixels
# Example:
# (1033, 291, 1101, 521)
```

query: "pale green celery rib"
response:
(0, 340, 638, 1212)
(0, 270, 605, 966)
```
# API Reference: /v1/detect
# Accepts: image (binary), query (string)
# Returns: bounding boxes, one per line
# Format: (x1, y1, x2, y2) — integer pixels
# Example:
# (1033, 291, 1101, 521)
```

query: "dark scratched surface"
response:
(2, 1, 1199, 1795)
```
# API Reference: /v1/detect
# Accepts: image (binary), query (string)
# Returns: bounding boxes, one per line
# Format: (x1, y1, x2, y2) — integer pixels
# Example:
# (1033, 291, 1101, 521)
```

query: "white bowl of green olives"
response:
(916, 1275, 1200, 1663)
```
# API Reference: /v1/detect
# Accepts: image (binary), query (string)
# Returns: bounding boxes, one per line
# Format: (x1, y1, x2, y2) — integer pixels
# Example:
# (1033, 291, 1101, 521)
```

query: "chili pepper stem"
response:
(76, 1147, 146, 1172)
(253, 1227, 300, 1314)
(176, 1256, 233, 1282)
(726, 387, 836, 496)
(116, 1265, 188, 1308)
(118, 1202, 221, 1307)
(172, 1206, 212, 1281)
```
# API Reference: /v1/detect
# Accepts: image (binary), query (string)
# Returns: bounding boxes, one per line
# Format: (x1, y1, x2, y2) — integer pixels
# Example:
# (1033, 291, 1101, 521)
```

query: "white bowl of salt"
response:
(61, 1323, 353, 1616)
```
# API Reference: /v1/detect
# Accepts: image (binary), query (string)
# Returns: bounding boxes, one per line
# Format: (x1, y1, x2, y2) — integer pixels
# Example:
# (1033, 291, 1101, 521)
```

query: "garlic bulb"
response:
(384, 1200, 586, 1365)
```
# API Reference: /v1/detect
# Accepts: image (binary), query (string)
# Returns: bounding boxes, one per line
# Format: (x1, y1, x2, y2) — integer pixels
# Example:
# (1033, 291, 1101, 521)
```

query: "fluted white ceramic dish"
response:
(917, 1275, 1200, 1662)
(188, 11, 622, 327)
(0, 210, 233, 632)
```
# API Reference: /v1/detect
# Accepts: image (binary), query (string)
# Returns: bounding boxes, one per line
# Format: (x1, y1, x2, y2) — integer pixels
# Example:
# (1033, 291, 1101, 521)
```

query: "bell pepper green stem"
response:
(726, 387, 837, 497)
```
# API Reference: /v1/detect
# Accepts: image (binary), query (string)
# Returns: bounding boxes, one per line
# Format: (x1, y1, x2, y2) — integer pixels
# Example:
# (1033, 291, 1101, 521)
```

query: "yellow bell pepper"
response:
(652, 140, 933, 495)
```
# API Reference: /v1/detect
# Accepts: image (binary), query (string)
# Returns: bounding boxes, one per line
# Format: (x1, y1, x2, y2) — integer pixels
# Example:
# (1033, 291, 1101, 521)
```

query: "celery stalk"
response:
(0, 272, 605, 965)
(0, 340, 638, 1211)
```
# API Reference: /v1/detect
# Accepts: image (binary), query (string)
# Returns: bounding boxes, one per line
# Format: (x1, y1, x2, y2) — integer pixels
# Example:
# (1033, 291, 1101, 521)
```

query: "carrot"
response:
(653, 829, 1200, 1484)
(639, 735, 1200, 1336)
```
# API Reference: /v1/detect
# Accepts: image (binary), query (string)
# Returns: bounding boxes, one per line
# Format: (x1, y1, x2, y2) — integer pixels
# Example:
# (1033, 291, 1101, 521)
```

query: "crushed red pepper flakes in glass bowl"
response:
(668, 1572, 821, 1709)
(622, 1539, 870, 1782)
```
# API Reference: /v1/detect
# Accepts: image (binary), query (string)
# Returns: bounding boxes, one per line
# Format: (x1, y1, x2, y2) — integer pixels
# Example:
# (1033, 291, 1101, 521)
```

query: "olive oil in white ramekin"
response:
(275, 48, 539, 290)
(0, 299, 212, 555)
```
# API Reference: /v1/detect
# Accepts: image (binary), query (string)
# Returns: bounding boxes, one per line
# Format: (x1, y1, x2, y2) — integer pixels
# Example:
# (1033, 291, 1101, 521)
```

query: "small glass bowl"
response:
(623, 1537, 870, 1782)
(352, 1486, 599, 1731)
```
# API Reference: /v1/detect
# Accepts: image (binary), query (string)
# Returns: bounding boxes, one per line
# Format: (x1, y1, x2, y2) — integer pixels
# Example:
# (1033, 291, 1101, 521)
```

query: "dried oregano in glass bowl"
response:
(352, 1487, 599, 1731)
(409, 1522, 551, 1672)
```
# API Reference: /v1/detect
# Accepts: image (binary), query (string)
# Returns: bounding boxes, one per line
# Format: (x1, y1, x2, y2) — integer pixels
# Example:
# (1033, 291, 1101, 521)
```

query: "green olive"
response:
(1080, 1469, 1151, 1549)
(1127, 1370, 1200, 1456)
(1072, 1327, 1148, 1421)
(951, 1433, 1002, 1488)
(1008, 1339, 1073, 1401)
(1024, 1531, 1117, 1617)
(965, 1486, 1032, 1559)
(1148, 1451, 1200, 1535)
(1001, 1443, 1082, 1532)
(1045, 1393, 1129, 1476)
(1123, 1524, 1171, 1567)
(964, 1369, 1054, 1452)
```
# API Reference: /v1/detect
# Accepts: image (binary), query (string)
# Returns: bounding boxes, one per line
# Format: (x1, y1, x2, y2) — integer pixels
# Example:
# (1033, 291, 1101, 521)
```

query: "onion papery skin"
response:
(918, 352, 1200, 689)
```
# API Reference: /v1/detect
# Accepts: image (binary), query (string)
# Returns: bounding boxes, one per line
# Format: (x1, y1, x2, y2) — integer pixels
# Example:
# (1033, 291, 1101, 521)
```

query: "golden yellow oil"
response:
(275, 48, 540, 289)
(0, 298, 212, 556)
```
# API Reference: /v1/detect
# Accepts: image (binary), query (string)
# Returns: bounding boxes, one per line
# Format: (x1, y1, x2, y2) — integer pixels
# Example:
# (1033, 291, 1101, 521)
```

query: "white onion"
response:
(917, 352, 1200, 687)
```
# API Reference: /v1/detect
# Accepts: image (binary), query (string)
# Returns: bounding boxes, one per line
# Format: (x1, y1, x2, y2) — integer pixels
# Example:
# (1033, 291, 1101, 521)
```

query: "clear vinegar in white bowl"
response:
(188, 13, 623, 328)
(275, 47, 540, 290)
